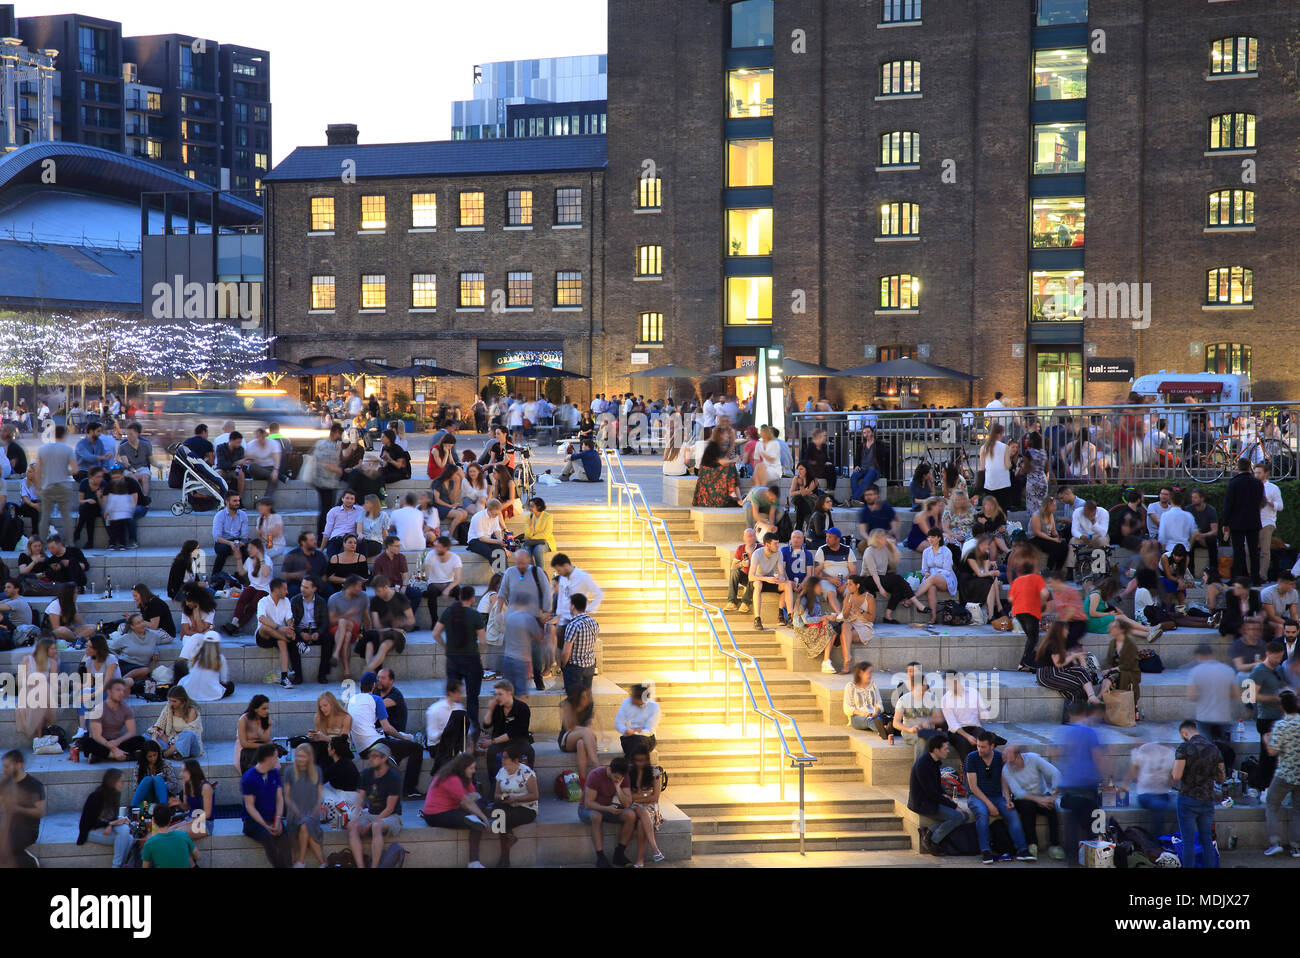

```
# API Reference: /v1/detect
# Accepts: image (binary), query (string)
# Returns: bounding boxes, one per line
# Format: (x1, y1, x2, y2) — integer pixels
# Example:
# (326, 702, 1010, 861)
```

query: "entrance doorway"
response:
(1034, 348, 1082, 406)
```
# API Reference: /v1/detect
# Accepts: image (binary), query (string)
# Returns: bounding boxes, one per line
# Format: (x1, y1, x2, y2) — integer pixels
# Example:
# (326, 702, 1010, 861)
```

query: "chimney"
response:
(326, 123, 358, 146)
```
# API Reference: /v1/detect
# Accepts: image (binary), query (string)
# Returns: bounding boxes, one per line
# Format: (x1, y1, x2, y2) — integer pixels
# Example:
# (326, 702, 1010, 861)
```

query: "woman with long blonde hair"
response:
(16, 637, 59, 740)
(283, 744, 325, 868)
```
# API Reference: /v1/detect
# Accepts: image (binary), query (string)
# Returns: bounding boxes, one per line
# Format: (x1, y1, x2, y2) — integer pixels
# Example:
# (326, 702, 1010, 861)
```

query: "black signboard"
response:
(1086, 357, 1135, 382)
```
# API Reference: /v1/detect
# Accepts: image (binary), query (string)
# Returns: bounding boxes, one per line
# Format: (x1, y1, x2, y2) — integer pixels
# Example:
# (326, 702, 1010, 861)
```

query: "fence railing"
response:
(600, 447, 818, 851)
(790, 401, 1300, 488)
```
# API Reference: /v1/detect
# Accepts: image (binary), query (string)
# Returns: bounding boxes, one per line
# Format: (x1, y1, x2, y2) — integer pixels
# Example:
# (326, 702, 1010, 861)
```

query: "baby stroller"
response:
(167, 442, 229, 515)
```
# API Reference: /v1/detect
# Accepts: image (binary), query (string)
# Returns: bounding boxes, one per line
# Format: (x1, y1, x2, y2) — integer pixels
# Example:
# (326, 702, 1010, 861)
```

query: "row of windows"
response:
(309, 188, 584, 232)
(309, 271, 585, 310)
(874, 266, 1258, 316)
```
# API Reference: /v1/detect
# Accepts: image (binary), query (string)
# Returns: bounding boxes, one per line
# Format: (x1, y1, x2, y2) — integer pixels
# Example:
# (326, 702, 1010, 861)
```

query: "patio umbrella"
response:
(628, 363, 709, 379)
(245, 358, 304, 386)
(716, 358, 842, 378)
(835, 358, 979, 381)
(301, 358, 397, 388)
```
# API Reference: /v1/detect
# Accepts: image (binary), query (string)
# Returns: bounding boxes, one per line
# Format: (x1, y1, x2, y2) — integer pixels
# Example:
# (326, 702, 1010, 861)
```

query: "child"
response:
(104, 477, 136, 551)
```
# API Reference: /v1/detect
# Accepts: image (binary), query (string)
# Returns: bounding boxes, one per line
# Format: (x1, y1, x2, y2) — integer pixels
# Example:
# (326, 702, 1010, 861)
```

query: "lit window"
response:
(459, 272, 485, 308)
(507, 189, 533, 226)
(879, 131, 920, 167)
(360, 195, 386, 231)
(876, 345, 914, 397)
(1208, 113, 1255, 151)
(1033, 48, 1087, 100)
(879, 274, 919, 310)
(638, 312, 664, 345)
(1032, 122, 1086, 174)
(507, 271, 533, 307)
(728, 208, 773, 255)
(360, 274, 386, 309)
(460, 191, 485, 226)
(1205, 343, 1252, 376)
(1207, 189, 1254, 228)
(1210, 36, 1257, 75)
(556, 188, 583, 225)
(411, 274, 437, 308)
(310, 197, 334, 231)
(730, 0, 774, 48)
(1031, 197, 1086, 248)
(1030, 270, 1085, 322)
(881, 0, 921, 24)
(638, 177, 662, 210)
(727, 138, 773, 186)
(879, 202, 919, 237)
(727, 67, 774, 117)
(556, 271, 583, 307)
(411, 193, 437, 228)
(636, 245, 662, 278)
(310, 275, 335, 309)
(726, 277, 772, 325)
(879, 60, 920, 96)
(1206, 266, 1252, 306)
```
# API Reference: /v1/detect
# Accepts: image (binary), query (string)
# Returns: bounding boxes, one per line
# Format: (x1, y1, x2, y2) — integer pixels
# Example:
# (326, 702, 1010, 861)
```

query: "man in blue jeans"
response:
(907, 733, 968, 854)
(964, 730, 1035, 863)
(1173, 719, 1226, 868)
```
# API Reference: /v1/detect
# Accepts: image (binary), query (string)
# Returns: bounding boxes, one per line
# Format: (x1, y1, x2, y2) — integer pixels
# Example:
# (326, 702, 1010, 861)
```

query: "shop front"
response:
(478, 341, 565, 399)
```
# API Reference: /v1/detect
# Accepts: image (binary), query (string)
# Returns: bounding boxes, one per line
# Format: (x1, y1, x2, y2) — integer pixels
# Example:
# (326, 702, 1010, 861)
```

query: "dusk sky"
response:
(18, 0, 608, 163)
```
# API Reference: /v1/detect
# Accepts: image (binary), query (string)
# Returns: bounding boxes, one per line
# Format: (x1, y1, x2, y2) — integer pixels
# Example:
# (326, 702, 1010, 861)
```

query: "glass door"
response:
(1035, 349, 1082, 406)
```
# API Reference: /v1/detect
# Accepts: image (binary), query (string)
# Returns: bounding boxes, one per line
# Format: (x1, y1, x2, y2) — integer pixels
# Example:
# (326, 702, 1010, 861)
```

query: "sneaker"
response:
(821, 661, 837, 674)
(127, 542, 139, 550)
(1290, 847, 1300, 858)
(221, 622, 241, 636)
(753, 617, 766, 631)
(292, 861, 306, 868)
(279, 674, 293, 689)
(738, 603, 752, 614)
(467, 860, 486, 868)
(1015, 848, 1036, 862)
(997, 853, 1014, 862)
(1146, 623, 1165, 643)
(723, 602, 739, 612)
(652, 851, 665, 862)
(777, 609, 789, 625)
(1264, 843, 1286, 856)
(297, 642, 309, 656)
(595, 852, 611, 868)
(1208, 611, 1222, 629)
(981, 850, 995, 864)
(611, 848, 630, 868)
(1048, 845, 1066, 861)
(1028, 843, 1038, 859)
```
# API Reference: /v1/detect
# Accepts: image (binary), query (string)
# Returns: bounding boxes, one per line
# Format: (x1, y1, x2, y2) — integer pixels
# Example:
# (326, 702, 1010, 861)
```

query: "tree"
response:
(154, 322, 272, 388)
(0, 312, 77, 405)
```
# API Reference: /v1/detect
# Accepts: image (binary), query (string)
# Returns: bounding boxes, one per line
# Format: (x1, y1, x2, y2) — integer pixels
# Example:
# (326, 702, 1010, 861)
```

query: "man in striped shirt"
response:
(560, 592, 600, 695)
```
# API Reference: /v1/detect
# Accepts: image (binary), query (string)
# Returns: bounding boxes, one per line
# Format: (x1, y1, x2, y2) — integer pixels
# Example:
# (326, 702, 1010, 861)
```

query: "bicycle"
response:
(1183, 432, 1295, 483)
(513, 443, 536, 506)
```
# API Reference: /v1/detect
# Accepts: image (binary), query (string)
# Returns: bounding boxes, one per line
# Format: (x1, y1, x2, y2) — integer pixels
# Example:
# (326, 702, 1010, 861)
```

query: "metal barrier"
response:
(600, 447, 819, 852)
(790, 400, 1299, 489)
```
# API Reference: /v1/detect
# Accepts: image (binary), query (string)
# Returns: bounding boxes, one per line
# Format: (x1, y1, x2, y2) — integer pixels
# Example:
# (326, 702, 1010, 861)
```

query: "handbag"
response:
(1103, 689, 1136, 727)
(484, 600, 506, 646)
(990, 615, 1013, 632)
(965, 602, 988, 627)
(32, 734, 62, 755)
(299, 453, 317, 486)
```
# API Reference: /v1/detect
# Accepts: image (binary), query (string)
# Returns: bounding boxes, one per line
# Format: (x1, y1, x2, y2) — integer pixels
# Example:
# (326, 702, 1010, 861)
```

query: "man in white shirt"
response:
(1156, 489, 1195, 552)
(255, 578, 300, 688)
(615, 683, 661, 753)
(243, 427, 281, 498)
(425, 676, 468, 751)
(1068, 500, 1108, 575)
(719, 395, 739, 423)
(547, 552, 603, 652)
(1145, 485, 1172, 539)
(1256, 463, 1284, 581)
(466, 499, 508, 572)
(422, 535, 464, 616)
(939, 671, 996, 763)
(347, 673, 408, 755)
(390, 493, 427, 551)
(698, 393, 718, 438)
(345, 389, 363, 420)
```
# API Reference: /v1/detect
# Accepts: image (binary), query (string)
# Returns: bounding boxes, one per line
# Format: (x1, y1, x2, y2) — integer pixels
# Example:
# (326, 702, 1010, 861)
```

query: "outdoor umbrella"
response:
(716, 358, 842, 378)
(628, 363, 709, 379)
(835, 358, 979, 381)
(301, 359, 397, 378)
(245, 358, 304, 386)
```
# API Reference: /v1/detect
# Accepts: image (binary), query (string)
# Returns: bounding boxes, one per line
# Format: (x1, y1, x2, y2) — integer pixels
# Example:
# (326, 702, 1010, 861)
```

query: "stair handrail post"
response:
(758, 719, 766, 786)
(798, 764, 806, 856)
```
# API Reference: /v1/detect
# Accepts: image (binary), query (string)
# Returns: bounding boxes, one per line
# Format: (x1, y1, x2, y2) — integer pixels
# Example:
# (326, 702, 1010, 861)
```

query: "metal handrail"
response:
(599, 448, 817, 851)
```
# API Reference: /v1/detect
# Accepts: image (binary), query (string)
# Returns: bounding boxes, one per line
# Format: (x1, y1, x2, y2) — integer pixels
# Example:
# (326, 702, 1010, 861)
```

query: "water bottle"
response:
(1234, 719, 1246, 742)
(87, 578, 96, 597)
(104, 574, 113, 599)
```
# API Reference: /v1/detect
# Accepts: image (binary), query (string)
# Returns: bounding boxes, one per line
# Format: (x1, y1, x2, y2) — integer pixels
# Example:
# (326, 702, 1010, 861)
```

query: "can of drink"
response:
(119, 805, 127, 819)
(69, 744, 79, 763)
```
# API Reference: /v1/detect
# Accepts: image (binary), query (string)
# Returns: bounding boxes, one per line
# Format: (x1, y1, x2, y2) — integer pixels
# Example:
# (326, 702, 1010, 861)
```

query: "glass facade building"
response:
(451, 54, 607, 140)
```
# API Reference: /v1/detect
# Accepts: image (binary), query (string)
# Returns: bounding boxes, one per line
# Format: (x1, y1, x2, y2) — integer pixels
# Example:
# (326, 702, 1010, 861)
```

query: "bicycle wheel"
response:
(1255, 438, 1296, 481)
(1183, 440, 1228, 483)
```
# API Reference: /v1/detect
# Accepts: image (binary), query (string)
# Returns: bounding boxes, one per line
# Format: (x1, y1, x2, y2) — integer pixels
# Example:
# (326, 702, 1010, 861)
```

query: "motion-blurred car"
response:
(136, 389, 329, 460)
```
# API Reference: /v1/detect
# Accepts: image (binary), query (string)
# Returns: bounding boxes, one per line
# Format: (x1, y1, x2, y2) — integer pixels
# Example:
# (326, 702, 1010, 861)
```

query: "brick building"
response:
(262, 125, 605, 409)
(602, 0, 1300, 407)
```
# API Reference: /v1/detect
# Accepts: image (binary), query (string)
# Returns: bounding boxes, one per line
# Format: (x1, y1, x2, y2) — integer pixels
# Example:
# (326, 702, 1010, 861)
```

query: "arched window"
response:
(879, 274, 919, 310)
(880, 131, 920, 167)
(879, 60, 921, 96)
(1209, 36, 1257, 75)
(1206, 266, 1252, 306)
(1206, 189, 1254, 228)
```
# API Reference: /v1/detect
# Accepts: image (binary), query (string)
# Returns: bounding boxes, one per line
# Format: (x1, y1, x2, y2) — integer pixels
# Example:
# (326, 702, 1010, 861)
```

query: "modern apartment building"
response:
(10, 6, 270, 190)
(0, 10, 56, 152)
(452, 54, 606, 140)
(262, 126, 605, 407)
(603, 0, 1300, 405)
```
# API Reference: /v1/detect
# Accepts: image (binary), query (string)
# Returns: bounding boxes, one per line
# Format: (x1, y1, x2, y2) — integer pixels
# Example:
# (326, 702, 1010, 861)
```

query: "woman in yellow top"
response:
(521, 497, 556, 566)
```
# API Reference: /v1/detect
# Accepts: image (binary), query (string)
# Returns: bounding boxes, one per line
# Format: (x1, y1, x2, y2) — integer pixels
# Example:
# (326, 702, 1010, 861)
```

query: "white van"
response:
(1130, 371, 1251, 434)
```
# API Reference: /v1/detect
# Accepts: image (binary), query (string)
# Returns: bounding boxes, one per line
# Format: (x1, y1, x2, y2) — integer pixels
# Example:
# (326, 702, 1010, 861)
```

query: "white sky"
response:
(17, 0, 608, 163)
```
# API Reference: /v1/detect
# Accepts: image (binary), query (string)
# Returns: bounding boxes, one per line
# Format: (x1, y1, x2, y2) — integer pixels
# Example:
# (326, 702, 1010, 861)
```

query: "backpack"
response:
(1137, 649, 1164, 673)
(375, 842, 407, 868)
(42, 725, 70, 749)
(324, 848, 357, 868)
(936, 600, 972, 627)
(1241, 756, 1268, 790)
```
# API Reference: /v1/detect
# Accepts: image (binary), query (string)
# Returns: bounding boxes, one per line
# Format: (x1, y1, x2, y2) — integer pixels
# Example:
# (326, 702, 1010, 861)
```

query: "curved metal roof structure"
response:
(0, 142, 262, 225)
